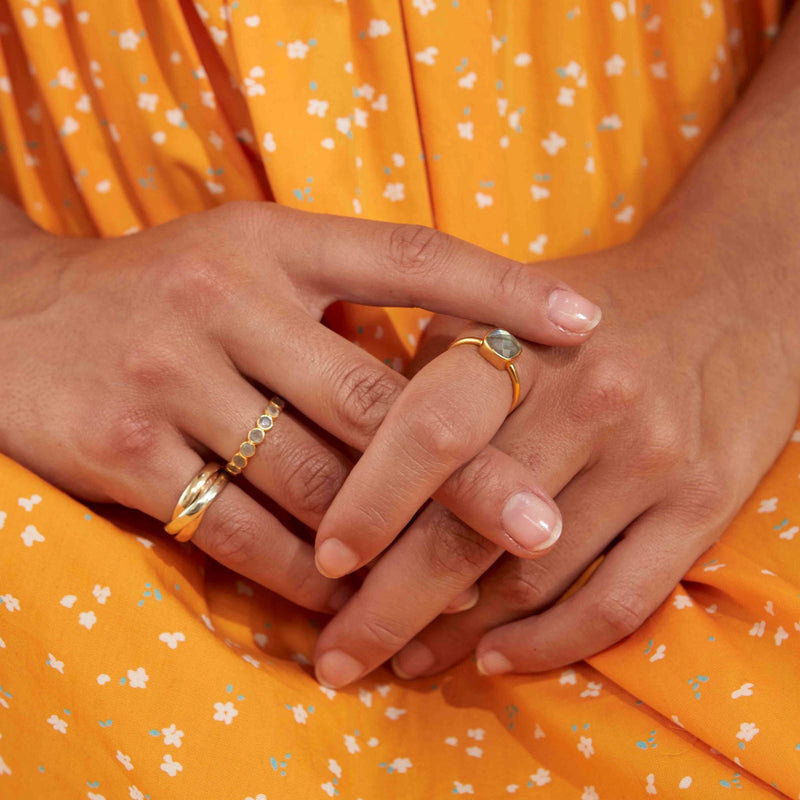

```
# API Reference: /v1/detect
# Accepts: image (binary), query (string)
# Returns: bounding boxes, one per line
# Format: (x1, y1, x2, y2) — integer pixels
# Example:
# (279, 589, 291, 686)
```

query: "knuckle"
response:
(594, 590, 648, 639)
(282, 448, 348, 518)
(633, 413, 685, 472)
(402, 400, 472, 465)
(334, 362, 403, 440)
(494, 259, 529, 304)
(493, 562, 554, 609)
(674, 464, 732, 523)
(385, 223, 452, 277)
(443, 448, 503, 504)
(359, 611, 411, 651)
(157, 252, 235, 317)
(208, 506, 258, 567)
(569, 356, 644, 424)
(98, 406, 160, 466)
(426, 509, 498, 578)
(121, 338, 183, 392)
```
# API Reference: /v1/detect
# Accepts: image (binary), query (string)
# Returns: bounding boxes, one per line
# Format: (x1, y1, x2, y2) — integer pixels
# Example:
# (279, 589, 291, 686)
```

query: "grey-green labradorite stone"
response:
(485, 328, 521, 359)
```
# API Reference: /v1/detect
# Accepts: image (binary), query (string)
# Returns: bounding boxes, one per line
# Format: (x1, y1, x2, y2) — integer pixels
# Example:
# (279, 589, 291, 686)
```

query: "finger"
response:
(474, 506, 715, 675)
(313, 502, 501, 689)
(390, 464, 655, 679)
(265, 204, 603, 342)
(178, 370, 352, 529)
(112, 429, 356, 614)
(223, 306, 406, 451)
(314, 337, 543, 578)
(444, 584, 480, 614)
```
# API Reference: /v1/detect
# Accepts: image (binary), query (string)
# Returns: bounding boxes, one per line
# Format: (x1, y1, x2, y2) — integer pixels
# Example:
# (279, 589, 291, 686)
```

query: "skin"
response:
(311, 5, 800, 687)
(0, 195, 599, 614)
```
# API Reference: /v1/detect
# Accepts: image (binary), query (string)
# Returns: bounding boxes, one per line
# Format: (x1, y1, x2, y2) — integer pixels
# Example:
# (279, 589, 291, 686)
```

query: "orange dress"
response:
(1, 1, 798, 798)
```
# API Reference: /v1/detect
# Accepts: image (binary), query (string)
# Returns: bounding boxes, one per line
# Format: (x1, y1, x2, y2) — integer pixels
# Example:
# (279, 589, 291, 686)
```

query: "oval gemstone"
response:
(266, 401, 281, 417)
(257, 415, 273, 430)
(271, 396, 285, 409)
(485, 328, 521, 359)
(232, 454, 247, 468)
(248, 428, 265, 444)
(240, 442, 256, 457)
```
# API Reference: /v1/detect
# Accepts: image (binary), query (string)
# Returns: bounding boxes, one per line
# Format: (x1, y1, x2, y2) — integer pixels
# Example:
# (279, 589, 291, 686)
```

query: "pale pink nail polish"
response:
(501, 492, 562, 552)
(392, 640, 436, 680)
(547, 288, 602, 334)
(315, 649, 364, 688)
(316, 538, 360, 579)
(476, 650, 513, 676)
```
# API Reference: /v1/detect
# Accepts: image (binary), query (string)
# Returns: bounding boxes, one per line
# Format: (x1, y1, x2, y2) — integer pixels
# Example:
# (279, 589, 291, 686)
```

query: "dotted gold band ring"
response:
(448, 328, 523, 413)
(224, 395, 285, 476)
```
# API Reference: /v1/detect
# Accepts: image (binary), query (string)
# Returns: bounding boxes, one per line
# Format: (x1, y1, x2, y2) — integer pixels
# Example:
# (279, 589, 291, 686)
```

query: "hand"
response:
(313, 215, 800, 685)
(0, 198, 599, 613)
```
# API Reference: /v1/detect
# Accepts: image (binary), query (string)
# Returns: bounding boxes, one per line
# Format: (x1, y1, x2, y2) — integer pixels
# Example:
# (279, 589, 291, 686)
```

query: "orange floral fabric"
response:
(1, 1, 799, 798)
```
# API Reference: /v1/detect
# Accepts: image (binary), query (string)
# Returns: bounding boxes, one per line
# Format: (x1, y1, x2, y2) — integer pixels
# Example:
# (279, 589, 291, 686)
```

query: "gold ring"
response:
(165, 462, 229, 543)
(224, 395, 285, 476)
(448, 328, 523, 412)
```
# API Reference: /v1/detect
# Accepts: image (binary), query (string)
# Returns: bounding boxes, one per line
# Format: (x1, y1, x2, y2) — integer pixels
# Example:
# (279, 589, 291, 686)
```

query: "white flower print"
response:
(514, 53, 533, 67)
(581, 787, 599, 800)
(201, 90, 216, 109)
(56, 67, 76, 90)
(389, 757, 413, 774)
(209, 26, 227, 46)
(414, 46, 438, 66)
(328, 758, 342, 778)
(413, 0, 436, 14)
(290, 704, 309, 724)
(127, 667, 148, 688)
(43, 6, 62, 27)
(736, 722, 760, 742)
(368, 19, 391, 38)
(354, 108, 369, 128)
(475, 192, 493, 208)
(335, 116, 351, 135)
(21, 8, 37, 28)
(749, 620, 766, 637)
(244, 15, 260, 28)
(774, 626, 789, 645)
(47, 653, 64, 674)
(465, 746, 483, 758)
(457, 121, 474, 140)
(78, 610, 97, 629)
(528, 234, 548, 255)
(307, 98, 329, 118)
(159, 631, 185, 649)
(75, 94, 91, 113)
(166, 108, 185, 128)
(578, 736, 594, 758)
(530, 768, 551, 786)
(128, 786, 144, 800)
(137, 93, 158, 113)
(213, 701, 238, 725)
(321, 783, 336, 797)
(557, 87, 575, 106)
(245, 795, 267, 800)
(47, 714, 67, 733)
(61, 116, 79, 136)
(467, 728, 485, 741)
(541, 131, 566, 155)
(383, 182, 405, 202)
(453, 782, 474, 794)
(92, 584, 111, 604)
(580, 681, 602, 698)
(673, 594, 693, 610)
(262, 132, 276, 153)
(0, 756, 10, 776)
(391, 152, 405, 167)
(605, 54, 626, 76)
(559, 668, 577, 685)
(116, 750, 133, 770)
(118, 29, 140, 51)
(286, 40, 310, 59)
(160, 753, 183, 777)
(162, 723, 184, 747)
(344, 734, 360, 753)
(20, 525, 44, 547)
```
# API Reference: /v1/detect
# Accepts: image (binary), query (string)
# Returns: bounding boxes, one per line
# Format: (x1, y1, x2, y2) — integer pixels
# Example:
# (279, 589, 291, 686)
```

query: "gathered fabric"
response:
(1, 1, 799, 797)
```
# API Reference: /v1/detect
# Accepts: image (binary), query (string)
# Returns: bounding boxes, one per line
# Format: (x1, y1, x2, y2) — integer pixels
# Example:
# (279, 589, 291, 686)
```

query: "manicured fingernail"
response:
(502, 492, 562, 551)
(476, 650, 513, 676)
(316, 538, 360, 578)
(547, 289, 601, 333)
(315, 649, 364, 688)
(445, 584, 480, 613)
(326, 584, 356, 613)
(392, 640, 436, 679)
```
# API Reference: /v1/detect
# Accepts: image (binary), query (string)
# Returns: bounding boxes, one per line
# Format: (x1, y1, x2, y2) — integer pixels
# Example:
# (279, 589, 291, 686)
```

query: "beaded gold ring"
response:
(224, 396, 285, 476)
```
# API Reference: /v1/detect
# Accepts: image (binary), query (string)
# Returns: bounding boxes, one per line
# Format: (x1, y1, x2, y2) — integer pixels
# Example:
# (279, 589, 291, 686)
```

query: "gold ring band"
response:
(225, 395, 285, 476)
(165, 462, 229, 543)
(448, 328, 523, 412)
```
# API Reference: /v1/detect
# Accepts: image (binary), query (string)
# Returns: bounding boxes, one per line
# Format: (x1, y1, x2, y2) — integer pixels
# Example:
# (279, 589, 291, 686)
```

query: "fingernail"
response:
(326, 584, 356, 613)
(502, 492, 562, 552)
(445, 584, 480, 613)
(316, 538, 360, 579)
(476, 650, 513, 676)
(315, 649, 365, 689)
(547, 288, 601, 334)
(392, 640, 436, 680)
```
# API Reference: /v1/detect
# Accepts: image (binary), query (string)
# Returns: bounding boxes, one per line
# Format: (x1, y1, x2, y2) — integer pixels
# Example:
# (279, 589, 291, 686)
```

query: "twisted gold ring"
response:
(165, 462, 229, 543)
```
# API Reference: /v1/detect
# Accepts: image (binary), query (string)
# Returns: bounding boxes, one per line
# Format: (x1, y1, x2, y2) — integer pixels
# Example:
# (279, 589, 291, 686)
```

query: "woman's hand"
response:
(0, 198, 599, 613)
(312, 215, 800, 686)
